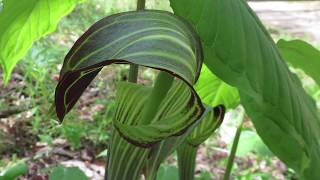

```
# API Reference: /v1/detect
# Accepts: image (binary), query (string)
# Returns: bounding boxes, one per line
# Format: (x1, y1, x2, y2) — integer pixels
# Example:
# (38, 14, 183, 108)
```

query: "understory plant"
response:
(54, 8, 226, 179)
(1, 0, 320, 179)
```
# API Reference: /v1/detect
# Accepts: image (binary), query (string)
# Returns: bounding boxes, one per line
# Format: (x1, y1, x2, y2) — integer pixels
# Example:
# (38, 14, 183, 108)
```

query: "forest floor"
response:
(249, 1, 320, 43)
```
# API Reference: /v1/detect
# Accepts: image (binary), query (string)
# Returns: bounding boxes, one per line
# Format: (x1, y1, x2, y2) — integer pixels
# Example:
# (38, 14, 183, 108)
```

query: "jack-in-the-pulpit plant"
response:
(0, 0, 319, 179)
(50, 0, 320, 180)
(54, 10, 225, 180)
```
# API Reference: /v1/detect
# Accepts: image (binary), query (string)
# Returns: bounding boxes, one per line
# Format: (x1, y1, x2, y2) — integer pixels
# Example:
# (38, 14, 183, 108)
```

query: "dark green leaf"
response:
(277, 39, 320, 86)
(171, 0, 320, 178)
(0, 0, 82, 84)
(54, 10, 203, 121)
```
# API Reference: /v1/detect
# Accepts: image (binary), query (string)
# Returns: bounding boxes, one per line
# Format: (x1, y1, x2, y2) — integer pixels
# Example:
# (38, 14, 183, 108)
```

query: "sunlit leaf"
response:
(195, 65, 239, 109)
(0, 0, 82, 84)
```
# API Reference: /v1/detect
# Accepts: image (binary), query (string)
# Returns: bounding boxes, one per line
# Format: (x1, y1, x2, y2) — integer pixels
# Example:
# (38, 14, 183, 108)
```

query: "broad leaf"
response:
(54, 10, 203, 121)
(0, 0, 82, 84)
(171, 0, 320, 178)
(195, 65, 239, 109)
(277, 39, 320, 86)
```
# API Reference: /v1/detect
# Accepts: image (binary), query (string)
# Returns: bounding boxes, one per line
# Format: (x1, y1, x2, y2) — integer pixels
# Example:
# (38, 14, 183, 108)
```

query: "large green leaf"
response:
(54, 10, 203, 121)
(0, 0, 81, 84)
(195, 64, 239, 109)
(277, 39, 320, 86)
(170, 0, 320, 178)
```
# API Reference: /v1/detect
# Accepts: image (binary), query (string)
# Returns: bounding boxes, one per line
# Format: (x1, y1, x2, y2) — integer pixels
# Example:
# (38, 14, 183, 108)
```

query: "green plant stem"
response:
(223, 119, 244, 180)
(140, 71, 174, 125)
(144, 144, 162, 180)
(177, 143, 198, 180)
(128, 64, 139, 83)
(137, 0, 146, 10)
(128, 0, 146, 83)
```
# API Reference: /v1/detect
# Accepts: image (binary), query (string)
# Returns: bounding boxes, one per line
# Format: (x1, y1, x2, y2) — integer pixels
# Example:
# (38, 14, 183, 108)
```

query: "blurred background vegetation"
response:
(0, 0, 319, 179)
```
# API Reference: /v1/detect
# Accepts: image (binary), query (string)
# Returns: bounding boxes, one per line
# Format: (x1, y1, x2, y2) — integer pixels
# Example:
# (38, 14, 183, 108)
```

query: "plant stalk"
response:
(137, 0, 146, 10)
(223, 119, 244, 180)
(128, 64, 139, 83)
(128, 0, 145, 83)
(140, 71, 174, 125)
(144, 147, 161, 180)
(177, 143, 198, 180)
